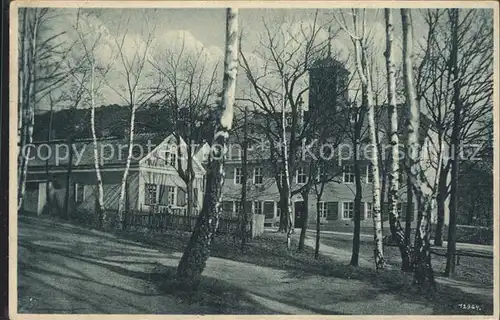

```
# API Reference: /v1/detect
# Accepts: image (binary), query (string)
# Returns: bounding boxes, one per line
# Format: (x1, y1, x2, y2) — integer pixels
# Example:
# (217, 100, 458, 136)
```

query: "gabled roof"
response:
(27, 132, 170, 169)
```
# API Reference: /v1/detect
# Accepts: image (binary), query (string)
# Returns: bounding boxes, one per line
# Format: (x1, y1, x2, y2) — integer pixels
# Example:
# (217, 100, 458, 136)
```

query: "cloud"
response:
(152, 30, 223, 68)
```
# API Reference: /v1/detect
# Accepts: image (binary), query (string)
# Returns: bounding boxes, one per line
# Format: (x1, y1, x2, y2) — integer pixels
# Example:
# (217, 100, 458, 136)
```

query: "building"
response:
(214, 56, 434, 229)
(20, 133, 206, 220)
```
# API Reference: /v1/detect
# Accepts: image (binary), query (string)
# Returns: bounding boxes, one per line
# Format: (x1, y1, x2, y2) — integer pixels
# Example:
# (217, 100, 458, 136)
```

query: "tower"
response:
(308, 27, 350, 114)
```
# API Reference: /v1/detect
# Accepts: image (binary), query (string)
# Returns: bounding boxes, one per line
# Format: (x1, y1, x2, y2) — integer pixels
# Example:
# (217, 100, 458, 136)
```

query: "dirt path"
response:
(17, 216, 490, 315)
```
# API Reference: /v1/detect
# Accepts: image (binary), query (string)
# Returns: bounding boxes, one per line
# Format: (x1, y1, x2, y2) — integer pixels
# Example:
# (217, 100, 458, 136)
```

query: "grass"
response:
(320, 236, 493, 286)
(121, 227, 493, 315)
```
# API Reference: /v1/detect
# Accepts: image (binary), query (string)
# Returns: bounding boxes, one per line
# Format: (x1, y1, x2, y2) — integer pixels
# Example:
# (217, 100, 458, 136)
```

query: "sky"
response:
(30, 8, 445, 111)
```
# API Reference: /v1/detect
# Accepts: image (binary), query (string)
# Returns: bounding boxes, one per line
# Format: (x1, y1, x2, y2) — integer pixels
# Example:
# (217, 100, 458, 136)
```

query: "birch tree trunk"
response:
(117, 102, 137, 229)
(353, 39, 384, 268)
(385, 8, 412, 271)
(281, 78, 294, 251)
(17, 9, 39, 212)
(365, 63, 385, 270)
(176, 8, 239, 290)
(90, 63, 106, 228)
(444, 8, 461, 277)
(401, 8, 436, 289)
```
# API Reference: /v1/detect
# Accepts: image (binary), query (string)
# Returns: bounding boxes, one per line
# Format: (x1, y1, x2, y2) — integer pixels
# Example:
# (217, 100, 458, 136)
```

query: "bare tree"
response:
(239, 11, 329, 251)
(334, 8, 385, 269)
(384, 8, 412, 271)
(149, 35, 220, 229)
(401, 8, 437, 290)
(69, 11, 119, 227)
(107, 13, 159, 229)
(415, 9, 493, 255)
(17, 8, 73, 211)
(176, 8, 239, 290)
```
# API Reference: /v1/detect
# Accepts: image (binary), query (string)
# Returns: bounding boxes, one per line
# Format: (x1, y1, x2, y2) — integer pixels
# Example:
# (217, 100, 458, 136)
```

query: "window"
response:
(343, 164, 354, 183)
(254, 167, 263, 184)
(74, 183, 84, 203)
(230, 145, 242, 160)
(167, 186, 175, 206)
(318, 202, 327, 219)
(276, 203, 281, 217)
(366, 164, 373, 183)
(234, 167, 242, 184)
(234, 201, 241, 217)
(342, 201, 354, 219)
(278, 169, 285, 185)
(296, 167, 307, 184)
(165, 151, 177, 168)
(145, 183, 157, 205)
(365, 202, 373, 219)
(254, 201, 263, 215)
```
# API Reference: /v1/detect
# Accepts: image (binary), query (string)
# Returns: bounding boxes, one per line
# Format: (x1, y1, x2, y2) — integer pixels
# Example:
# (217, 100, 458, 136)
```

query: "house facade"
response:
(215, 56, 425, 229)
(217, 146, 417, 229)
(21, 133, 206, 222)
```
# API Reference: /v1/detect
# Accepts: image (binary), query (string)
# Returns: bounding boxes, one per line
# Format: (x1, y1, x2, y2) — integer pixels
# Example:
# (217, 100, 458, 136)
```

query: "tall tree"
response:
(415, 9, 493, 248)
(334, 8, 385, 268)
(110, 13, 160, 229)
(239, 11, 331, 251)
(384, 8, 412, 271)
(401, 8, 436, 289)
(444, 8, 462, 277)
(17, 8, 72, 211)
(70, 11, 118, 227)
(150, 33, 220, 229)
(176, 8, 239, 289)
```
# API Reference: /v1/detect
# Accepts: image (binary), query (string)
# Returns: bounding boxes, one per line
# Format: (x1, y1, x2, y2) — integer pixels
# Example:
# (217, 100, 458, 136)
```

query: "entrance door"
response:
(294, 201, 305, 228)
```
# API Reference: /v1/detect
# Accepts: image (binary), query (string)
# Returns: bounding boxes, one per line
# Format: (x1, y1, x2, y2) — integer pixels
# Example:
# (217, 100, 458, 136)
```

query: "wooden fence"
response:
(123, 210, 264, 237)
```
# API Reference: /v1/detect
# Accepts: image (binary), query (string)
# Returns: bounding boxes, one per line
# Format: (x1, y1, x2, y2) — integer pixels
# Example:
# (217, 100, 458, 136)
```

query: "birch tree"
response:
(17, 8, 73, 211)
(384, 8, 412, 271)
(69, 11, 118, 227)
(108, 14, 160, 229)
(334, 8, 385, 269)
(401, 8, 436, 289)
(176, 8, 239, 290)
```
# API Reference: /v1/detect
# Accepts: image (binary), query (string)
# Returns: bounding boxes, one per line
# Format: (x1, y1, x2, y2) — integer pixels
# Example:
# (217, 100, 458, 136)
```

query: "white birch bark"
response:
(351, 11, 385, 269)
(177, 8, 239, 289)
(401, 8, 436, 289)
(89, 63, 106, 226)
(17, 9, 39, 211)
(282, 86, 293, 251)
(385, 8, 412, 271)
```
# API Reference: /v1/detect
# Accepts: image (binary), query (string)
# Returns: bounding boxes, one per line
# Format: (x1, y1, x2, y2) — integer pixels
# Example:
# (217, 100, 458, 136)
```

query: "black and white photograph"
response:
(9, 1, 498, 317)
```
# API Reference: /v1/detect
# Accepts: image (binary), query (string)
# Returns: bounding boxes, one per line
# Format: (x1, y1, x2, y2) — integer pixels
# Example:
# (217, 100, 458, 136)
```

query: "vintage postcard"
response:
(9, 0, 499, 318)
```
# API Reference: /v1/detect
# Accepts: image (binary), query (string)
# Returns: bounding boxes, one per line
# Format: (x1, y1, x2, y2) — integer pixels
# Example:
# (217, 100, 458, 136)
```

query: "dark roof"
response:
(309, 57, 349, 72)
(27, 133, 169, 169)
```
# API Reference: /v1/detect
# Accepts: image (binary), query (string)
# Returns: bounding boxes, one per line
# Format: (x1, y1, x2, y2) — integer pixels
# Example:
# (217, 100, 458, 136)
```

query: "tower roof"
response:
(309, 57, 349, 73)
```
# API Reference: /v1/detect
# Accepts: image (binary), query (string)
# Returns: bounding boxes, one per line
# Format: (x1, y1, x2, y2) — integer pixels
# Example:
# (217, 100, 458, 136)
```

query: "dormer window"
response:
(165, 151, 177, 168)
